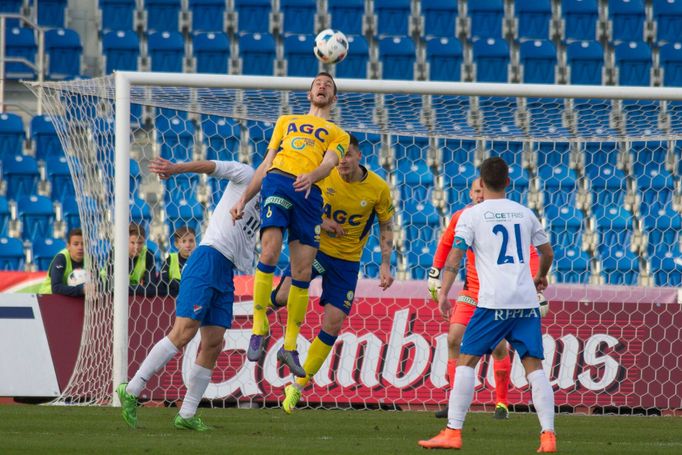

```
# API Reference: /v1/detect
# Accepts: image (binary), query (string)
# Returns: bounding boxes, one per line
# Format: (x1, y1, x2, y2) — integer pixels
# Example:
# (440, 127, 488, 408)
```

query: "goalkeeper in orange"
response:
(231, 72, 350, 377)
(428, 178, 543, 420)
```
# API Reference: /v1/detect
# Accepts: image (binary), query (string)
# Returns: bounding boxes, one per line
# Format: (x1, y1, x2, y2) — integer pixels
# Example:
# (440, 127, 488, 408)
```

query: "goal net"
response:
(27, 74, 682, 413)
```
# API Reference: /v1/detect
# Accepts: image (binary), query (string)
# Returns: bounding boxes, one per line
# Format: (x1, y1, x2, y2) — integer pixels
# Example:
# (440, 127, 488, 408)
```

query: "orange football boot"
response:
(537, 431, 557, 453)
(418, 428, 462, 449)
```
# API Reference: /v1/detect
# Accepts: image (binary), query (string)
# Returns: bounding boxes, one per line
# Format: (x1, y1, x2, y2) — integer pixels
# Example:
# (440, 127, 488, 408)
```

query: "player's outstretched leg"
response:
(249, 262, 276, 361)
(116, 383, 138, 429)
(282, 384, 302, 414)
(277, 347, 306, 377)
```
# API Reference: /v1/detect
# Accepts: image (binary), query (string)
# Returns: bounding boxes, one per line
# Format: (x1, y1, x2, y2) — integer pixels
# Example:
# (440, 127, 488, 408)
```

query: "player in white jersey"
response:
(116, 157, 260, 432)
(419, 157, 557, 453)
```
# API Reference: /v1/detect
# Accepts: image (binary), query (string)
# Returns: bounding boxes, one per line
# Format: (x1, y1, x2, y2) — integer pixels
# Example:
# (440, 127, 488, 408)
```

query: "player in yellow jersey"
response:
(267, 134, 395, 413)
(231, 73, 350, 377)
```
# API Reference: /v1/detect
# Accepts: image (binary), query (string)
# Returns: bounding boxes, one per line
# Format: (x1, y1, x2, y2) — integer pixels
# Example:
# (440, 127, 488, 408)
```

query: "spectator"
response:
(161, 226, 197, 297)
(39, 228, 87, 296)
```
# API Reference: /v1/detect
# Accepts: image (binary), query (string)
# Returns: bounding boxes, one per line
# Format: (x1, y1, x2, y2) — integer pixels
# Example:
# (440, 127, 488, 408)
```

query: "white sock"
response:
(447, 366, 475, 430)
(528, 369, 555, 433)
(127, 337, 179, 397)
(179, 364, 212, 419)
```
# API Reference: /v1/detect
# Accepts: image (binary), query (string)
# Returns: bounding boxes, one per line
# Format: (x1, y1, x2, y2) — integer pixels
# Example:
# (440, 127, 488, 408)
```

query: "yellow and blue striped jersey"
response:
(319, 166, 394, 262)
(268, 114, 349, 180)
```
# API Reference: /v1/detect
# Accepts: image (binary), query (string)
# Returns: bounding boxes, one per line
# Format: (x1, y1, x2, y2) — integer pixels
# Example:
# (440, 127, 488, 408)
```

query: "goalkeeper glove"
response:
(538, 292, 549, 317)
(427, 267, 441, 302)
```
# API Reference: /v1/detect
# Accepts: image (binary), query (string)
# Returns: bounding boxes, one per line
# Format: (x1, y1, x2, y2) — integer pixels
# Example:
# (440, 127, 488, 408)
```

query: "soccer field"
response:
(2, 405, 681, 454)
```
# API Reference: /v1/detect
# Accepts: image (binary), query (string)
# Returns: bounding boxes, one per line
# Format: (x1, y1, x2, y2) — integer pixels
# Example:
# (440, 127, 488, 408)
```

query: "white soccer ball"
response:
(314, 29, 349, 64)
(68, 268, 91, 286)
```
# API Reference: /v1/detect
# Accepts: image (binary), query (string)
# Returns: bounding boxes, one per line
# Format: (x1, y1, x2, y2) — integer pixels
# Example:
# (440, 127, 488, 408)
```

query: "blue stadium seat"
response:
(102, 30, 140, 73)
(431, 96, 477, 136)
(520, 39, 557, 84)
(189, 0, 226, 32)
(396, 160, 433, 202)
(207, 177, 228, 209)
(653, 0, 682, 44)
(165, 196, 204, 238)
(0, 237, 25, 271)
(201, 115, 240, 161)
(130, 195, 153, 230)
(600, 247, 639, 285)
(130, 158, 141, 196)
(99, 0, 136, 33)
(594, 206, 633, 254)
(355, 132, 381, 166)
(426, 36, 463, 81)
(444, 162, 478, 213)
(554, 246, 591, 283)
(145, 0, 182, 32)
(658, 42, 682, 86)
(469, 0, 504, 39)
(235, 0, 272, 32)
(394, 135, 428, 162)
(328, 0, 364, 36)
(650, 250, 682, 287)
(629, 140, 668, 175)
(360, 239, 383, 278)
(239, 32, 276, 75)
(156, 116, 195, 162)
(406, 240, 437, 280)
(421, 0, 457, 37)
(586, 165, 627, 211)
(247, 120, 274, 167)
(284, 34, 318, 77)
(642, 203, 681, 256)
(193, 32, 230, 74)
(636, 169, 674, 219)
(582, 140, 620, 168)
(545, 205, 584, 251)
(441, 138, 476, 165)
(403, 200, 440, 243)
(61, 197, 81, 232)
(488, 139, 524, 167)
(32, 237, 66, 270)
(575, 100, 616, 137)
(506, 164, 530, 204)
(566, 40, 604, 84)
(0, 196, 10, 237)
(4, 154, 39, 201)
(515, 0, 552, 39)
(481, 101, 523, 136)
(536, 140, 570, 168)
(378, 36, 415, 80)
(17, 195, 54, 242)
(5, 27, 36, 79)
(375, 0, 411, 36)
(45, 155, 75, 203)
(45, 28, 82, 80)
(148, 31, 185, 72)
(146, 239, 163, 270)
(608, 0, 645, 42)
(472, 37, 509, 83)
(0, 113, 25, 166)
(281, 0, 317, 35)
(527, 99, 569, 136)
(562, 0, 599, 41)
(335, 35, 368, 78)
(614, 41, 651, 86)
(0, 0, 23, 27)
(539, 165, 577, 208)
(37, 0, 67, 28)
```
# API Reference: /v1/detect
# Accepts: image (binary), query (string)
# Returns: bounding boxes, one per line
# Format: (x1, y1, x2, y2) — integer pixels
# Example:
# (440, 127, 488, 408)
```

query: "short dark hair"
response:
(480, 157, 509, 192)
(348, 133, 359, 150)
(67, 228, 82, 243)
(174, 225, 196, 241)
(311, 72, 337, 95)
(129, 222, 146, 239)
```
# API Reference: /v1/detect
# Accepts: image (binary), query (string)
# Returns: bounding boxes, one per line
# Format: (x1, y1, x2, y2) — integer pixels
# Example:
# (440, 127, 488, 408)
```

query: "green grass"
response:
(2, 405, 682, 454)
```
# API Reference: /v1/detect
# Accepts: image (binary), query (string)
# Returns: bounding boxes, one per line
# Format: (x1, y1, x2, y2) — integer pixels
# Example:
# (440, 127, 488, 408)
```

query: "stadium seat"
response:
(328, 0, 364, 36)
(395, 160, 433, 202)
(17, 195, 55, 242)
(658, 42, 682, 86)
(527, 99, 569, 136)
(239, 32, 276, 76)
(45, 155, 75, 203)
(426, 37, 463, 81)
(5, 27, 37, 79)
(146, 239, 163, 270)
(536, 140, 571, 168)
(600, 247, 639, 285)
(614, 41, 652, 86)
(102, 30, 140, 73)
(0, 0, 23, 27)
(488, 139, 524, 167)
(575, 100, 616, 136)
(520, 39, 557, 84)
(164, 172, 200, 203)
(642, 203, 681, 256)
(481, 100, 523, 136)
(247, 120, 274, 167)
(0, 112, 25, 166)
(32, 237, 66, 270)
(472, 37, 510, 83)
(334, 35, 369, 78)
(189, 0, 226, 32)
(594, 206, 633, 254)
(566, 41, 604, 85)
(545, 205, 584, 251)
(144, 0, 182, 32)
(421, 0, 457, 37)
(201, 115, 240, 162)
(61, 197, 81, 232)
(406, 240, 437, 280)
(0, 196, 10, 237)
(284, 34, 319, 77)
(378, 36, 415, 80)
(608, 0, 646, 42)
(36, 0, 67, 28)
(4, 154, 39, 201)
(374, 0, 411, 37)
(148, 31, 185, 73)
(444, 161, 478, 212)
(539, 165, 577, 208)
(45, 28, 82, 80)
(165, 197, 204, 239)
(636, 169, 674, 220)
(468, 0, 505, 39)
(554, 246, 591, 283)
(207, 177, 229, 209)
(505, 164, 529, 204)
(653, 0, 682, 44)
(582, 140, 620, 168)
(235, 0, 272, 33)
(355, 132, 381, 166)
(630, 140, 668, 175)
(586, 165, 627, 210)
(515, 0, 552, 39)
(0, 237, 25, 271)
(99, 0, 136, 33)
(403, 199, 440, 243)
(650, 251, 682, 287)
(129, 158, 141, 196)
(441, 138, 476, 165)
(562, 0, 599, 41)
(130, 195, 153, 230)
(156, 116, 196, 162)
(193, 32, 230, 74)
(281, 0, 317, 35)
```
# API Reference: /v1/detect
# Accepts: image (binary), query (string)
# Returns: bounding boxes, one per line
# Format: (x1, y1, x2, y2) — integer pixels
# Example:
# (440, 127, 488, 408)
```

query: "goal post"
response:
(26, 72, 682, 410)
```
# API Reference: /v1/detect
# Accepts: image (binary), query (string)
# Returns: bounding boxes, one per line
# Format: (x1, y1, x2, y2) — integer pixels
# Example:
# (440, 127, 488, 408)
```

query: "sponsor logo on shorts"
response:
(193, 304, 202, 313)
(493, 308, 540, 320)
(264, 196, 293, 210)
(456, 295, 477, 306)
(312, 259, 326, 275)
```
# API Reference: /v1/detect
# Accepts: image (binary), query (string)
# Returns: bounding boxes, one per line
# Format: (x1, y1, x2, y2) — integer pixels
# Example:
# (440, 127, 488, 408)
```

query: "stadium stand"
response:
(17, 195, 54, 242)
(421, 0, 457, 38)
(5, 26, 37, 79)
(189, 0, 227, 32)
(0, 196, 10, 238)
(45, 28, 83, 80)
(32, 237, 66, 270)
(653, 0, 682, 44)
(238, 32, 276, 75)
(425, 36, 463, 81)
(0, 237, 25, 271)
(102, 30, 140, 73)
(147, 31, 185, 72)
(234, 0, 272, 33)
(328, 0, 364, 36)
(284, 34, 318, 77)
(192, 31, 230, 74)
(98, 0, 136, 33)
(335, 34, 368, 78)
(515, 0, 553, 40)
(0, 113, 25, 165)
(36, 0, 68, 28)
(281, 0, 317, 35)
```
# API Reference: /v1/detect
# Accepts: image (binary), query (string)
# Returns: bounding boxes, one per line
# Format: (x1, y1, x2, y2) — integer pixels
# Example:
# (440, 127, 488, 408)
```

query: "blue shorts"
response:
(460, 307, 544, 360)
(176, 245, 235, 329)
(282, 251, 360, 315)
(260, 171, 323, 248)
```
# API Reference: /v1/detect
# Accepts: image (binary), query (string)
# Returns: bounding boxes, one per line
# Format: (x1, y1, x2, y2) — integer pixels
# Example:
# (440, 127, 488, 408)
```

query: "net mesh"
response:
(26, 76, 682, 411)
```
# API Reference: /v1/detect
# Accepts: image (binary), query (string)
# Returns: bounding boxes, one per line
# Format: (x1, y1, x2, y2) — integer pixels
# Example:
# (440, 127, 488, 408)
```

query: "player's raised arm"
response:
(149, 157, 216, 178)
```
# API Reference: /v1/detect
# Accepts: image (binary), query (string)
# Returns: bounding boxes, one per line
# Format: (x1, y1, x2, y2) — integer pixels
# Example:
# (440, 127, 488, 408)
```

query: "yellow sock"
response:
(295, 332, 336, 388)
(253, 264, 275, 336)
(283, 281, 309, 350)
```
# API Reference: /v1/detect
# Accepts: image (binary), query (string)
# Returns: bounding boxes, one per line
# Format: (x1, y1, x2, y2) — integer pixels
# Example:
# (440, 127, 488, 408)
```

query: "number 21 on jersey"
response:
(493, 223, 525, 265)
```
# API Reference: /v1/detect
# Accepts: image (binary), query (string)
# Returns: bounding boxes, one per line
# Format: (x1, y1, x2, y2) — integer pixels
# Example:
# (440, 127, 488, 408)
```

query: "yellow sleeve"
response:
(267, 116, 286, 151)
(327, 128, 350, 161)
(375, 180, 395, 223)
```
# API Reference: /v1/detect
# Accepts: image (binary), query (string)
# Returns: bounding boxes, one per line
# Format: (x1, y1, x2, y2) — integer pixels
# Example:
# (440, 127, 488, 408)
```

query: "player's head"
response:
(469, 178, 483, 204)
(128, 223, 146, 258)
(66, 228, 84, 262)
(173, 226, 196, 259)
(308, 72, 337, 108)
(338, 133, 361, 177)
(480, 157, 509, 193)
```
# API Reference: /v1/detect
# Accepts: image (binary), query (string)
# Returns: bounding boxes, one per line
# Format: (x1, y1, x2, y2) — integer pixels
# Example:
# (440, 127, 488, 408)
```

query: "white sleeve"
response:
(454, 208, 474, 248)
(210, 161, 254, 184)
(529, 210, 550, 246)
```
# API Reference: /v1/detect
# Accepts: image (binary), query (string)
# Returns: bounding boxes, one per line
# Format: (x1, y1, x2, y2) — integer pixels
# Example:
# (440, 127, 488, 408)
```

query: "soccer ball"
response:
(314, 29, 348, 64)
(68, 268, 91, 286)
